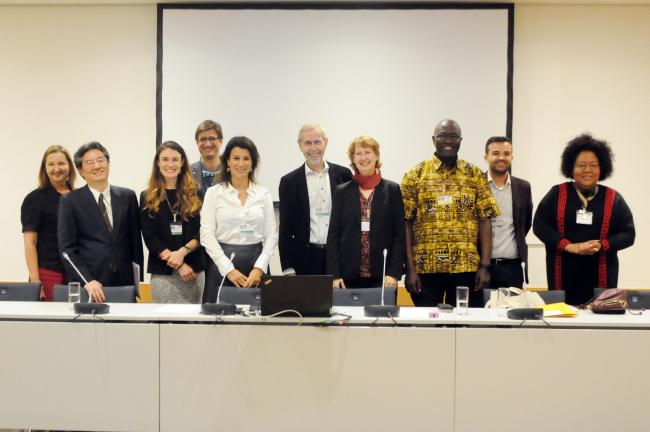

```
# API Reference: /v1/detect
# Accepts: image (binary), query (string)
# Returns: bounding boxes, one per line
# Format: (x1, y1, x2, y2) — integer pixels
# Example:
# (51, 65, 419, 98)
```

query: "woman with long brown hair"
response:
(140, 141, 205, 303)
(21, 145, 77, 300)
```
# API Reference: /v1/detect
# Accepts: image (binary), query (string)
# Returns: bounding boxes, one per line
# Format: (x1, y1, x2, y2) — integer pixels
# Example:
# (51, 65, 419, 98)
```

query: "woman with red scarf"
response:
(326, 136, 405, 288)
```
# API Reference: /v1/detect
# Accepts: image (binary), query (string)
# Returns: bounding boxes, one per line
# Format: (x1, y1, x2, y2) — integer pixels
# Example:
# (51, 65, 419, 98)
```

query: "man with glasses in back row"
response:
(58, 142, 143, 302)
(400, 119, 500, 307)
(191, 119, 223, 199)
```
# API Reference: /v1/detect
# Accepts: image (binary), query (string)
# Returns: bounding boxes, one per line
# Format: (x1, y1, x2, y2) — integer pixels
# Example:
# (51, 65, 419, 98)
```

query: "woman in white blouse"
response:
(200, 136, 277, 301)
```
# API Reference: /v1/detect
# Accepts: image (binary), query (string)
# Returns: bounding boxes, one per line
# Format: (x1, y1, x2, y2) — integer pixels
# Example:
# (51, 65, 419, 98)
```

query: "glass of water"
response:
(456, 286, 469, 315)
(497, 287, 510, 317)
(68, 282, 81, 304)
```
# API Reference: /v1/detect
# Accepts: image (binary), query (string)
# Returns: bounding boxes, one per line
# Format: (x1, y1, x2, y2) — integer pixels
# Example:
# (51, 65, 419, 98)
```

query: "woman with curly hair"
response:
(141, 141, 204, 303)
(533, 134, 635, 305)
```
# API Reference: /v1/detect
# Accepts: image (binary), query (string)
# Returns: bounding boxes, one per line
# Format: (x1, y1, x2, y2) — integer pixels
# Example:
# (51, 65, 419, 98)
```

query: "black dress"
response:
(533, 182, 635, 305)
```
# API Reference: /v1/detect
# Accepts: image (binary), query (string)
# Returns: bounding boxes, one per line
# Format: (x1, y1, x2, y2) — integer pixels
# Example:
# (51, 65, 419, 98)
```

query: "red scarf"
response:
(353, 169, 382, 190)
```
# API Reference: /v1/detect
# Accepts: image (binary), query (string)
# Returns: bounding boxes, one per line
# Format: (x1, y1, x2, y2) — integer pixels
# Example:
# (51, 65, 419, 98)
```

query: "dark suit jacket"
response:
(510, 176, 533, 281)
(190, 161, 206, 199)
(326, 179, 406, 280)
(58, 185, 144, 286)
(278, 162, 352, 274)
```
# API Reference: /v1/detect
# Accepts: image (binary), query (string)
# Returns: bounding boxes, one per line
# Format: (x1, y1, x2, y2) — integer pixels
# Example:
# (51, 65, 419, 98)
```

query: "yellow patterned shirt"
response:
(400, 155, 500, 274)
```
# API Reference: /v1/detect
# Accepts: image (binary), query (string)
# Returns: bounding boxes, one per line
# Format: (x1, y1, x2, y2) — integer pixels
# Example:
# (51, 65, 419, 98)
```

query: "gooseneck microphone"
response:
(364, 249, 400, 318)
(62, 252, 110, 315)
(507, 261, 541, 320)
(201, 252, 238, 316)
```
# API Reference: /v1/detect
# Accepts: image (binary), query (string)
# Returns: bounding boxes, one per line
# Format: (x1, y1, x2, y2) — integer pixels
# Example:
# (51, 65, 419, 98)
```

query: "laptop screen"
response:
(260, 275, 333, 317)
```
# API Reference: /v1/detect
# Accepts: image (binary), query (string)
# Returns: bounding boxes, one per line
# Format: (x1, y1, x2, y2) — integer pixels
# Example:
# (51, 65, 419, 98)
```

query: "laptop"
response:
(260, 275, 333, 317)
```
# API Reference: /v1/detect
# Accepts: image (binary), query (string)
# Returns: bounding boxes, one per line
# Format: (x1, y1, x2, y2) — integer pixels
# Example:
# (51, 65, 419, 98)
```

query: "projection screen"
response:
(159, 4, 513, 200)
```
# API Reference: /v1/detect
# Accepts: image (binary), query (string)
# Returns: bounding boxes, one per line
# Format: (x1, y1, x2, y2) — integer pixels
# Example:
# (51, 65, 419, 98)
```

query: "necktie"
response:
(98, 193, 113, 233)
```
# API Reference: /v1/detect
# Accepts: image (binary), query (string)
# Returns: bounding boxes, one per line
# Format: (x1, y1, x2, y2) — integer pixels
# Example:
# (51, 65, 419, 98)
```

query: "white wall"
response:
(0, 5, 156, 281)
(1, 3, 648, 288)
(514, 4, 650, 288)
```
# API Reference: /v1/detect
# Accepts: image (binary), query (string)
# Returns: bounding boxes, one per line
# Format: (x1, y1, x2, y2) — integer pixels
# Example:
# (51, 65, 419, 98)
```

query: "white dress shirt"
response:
(305, 161, 332, 245)
(487, 172, 518, 259)
(88, 185, 113, 226)
(200, 182, 277, 276)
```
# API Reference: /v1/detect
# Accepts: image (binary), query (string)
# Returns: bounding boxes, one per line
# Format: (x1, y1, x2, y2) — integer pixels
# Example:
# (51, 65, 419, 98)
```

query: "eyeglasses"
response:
(301, 139, 324, 146)
(199, 137, 219, 143)
(574, 163, 599, 171)
(434, 133, 462, 141)
(82, 157, 107, 168)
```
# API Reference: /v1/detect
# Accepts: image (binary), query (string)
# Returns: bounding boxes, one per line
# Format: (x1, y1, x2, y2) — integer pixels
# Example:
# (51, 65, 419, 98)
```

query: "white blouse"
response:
(200, 182, 278, 276)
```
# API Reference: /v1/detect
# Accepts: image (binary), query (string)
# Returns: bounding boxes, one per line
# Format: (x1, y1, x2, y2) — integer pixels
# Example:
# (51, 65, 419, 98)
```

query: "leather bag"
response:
(586, 288, 627, 314)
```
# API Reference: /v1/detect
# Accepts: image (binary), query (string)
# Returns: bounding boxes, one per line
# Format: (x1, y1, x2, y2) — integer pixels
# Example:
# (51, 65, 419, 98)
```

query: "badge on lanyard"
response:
(576, 208, 593, 225)
(239, 223, 254, 234)
(361, 218, 370, 232)
(437, 195, 453, 205)
(170, 221, 183, 236)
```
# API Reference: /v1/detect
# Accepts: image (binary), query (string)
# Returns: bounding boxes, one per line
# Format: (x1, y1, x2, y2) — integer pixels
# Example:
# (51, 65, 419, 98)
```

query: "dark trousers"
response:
(297, 245, 327, 276)
(202, 243, 263, 303)
(410, 272, 481, 307)
(488, 259, 524, 289)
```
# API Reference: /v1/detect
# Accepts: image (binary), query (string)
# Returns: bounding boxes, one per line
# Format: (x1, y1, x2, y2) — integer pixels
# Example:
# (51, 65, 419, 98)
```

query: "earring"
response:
(227, 167, 231, 172)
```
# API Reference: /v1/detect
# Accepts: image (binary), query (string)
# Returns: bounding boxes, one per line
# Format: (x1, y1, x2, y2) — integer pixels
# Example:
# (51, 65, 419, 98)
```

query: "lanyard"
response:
(165, 198, 178, 223)
(574, 183, 599, 210)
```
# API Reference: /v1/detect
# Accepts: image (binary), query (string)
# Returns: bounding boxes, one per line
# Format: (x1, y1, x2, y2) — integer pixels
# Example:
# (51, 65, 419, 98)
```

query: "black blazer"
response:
(139, 191, 205, 275)
(511, 176, 533, 281)
(278, 162, 352, 273)
(58, 185, 144, 286)
(326, 178, 405, 280)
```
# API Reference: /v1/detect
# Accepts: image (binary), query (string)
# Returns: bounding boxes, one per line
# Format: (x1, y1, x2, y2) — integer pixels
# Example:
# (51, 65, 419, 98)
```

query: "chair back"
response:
(0, 282, 41, 301)
(53, 284, 137, 303)
(626, 290, 650, 309)
(332, 287, 396, 306)
(218, 285, 261, 306)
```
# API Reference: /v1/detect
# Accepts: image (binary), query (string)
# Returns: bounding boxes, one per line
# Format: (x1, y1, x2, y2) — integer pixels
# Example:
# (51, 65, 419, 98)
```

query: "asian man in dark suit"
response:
(278, 123, 352, 276)
(483, 136, 533, 287)
(58, 142, 143, 302)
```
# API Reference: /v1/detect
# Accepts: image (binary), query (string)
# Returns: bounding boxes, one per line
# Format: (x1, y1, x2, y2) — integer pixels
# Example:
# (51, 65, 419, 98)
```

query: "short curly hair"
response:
(560, 133, 614, 181)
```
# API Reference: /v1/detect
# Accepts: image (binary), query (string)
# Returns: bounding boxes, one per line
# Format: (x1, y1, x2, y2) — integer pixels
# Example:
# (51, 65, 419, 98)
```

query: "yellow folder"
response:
(541, 302, 579, 318)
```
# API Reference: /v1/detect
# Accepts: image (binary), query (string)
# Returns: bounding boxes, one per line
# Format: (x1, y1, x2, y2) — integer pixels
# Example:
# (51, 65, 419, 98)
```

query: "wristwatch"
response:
(479, 263, 491, 270)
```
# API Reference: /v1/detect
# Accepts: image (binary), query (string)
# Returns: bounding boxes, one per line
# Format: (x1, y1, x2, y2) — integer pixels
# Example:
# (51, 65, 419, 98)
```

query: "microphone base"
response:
(364, 305, 400, 318)
(507, 308, 543, 320)
(74, 303, 110, 315)
(201, 303, 237, 316)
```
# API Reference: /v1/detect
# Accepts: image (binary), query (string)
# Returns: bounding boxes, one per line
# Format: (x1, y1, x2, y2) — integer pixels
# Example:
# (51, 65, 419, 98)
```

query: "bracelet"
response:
(479, 263, 491, 270)
(183, 246, 191, 253)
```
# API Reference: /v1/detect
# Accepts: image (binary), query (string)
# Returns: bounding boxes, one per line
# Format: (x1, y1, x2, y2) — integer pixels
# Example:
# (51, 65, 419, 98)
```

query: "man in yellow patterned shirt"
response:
(401, 119, 500, 307)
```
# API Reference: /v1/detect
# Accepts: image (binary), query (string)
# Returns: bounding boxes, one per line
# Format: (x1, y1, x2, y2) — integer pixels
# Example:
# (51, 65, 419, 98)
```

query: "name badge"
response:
(361, 220, 370, 232)
(170, 221, 183, 236)
(239, 223, 254, 233)
(437, 195, 453, 205)
(492, 216, 504, 227)
(576, 209, 593, 225)
(315, 207, 330, 216)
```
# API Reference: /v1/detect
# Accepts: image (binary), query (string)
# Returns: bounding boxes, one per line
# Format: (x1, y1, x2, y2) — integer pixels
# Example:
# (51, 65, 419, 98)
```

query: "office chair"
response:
(53, 284, 137, 303)
(332, 287, 396, 306)
(0, 282, 41, 301)
(218, 285, 261, 306)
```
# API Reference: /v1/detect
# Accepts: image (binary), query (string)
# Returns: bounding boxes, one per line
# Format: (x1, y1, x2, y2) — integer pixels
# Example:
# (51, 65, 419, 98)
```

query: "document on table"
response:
(542, 302, 579, 317)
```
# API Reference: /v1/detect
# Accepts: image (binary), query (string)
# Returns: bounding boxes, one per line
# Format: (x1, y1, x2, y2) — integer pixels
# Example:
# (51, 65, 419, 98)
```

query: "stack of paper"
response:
(541, 302, 579, 317)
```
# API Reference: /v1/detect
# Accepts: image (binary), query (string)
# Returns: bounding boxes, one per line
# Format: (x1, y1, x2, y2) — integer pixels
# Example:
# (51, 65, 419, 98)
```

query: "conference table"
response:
(0, 302, 649, 432)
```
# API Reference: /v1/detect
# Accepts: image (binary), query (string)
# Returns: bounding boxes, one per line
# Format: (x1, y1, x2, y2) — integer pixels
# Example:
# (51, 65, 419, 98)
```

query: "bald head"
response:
(434, 119, 462, 137)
